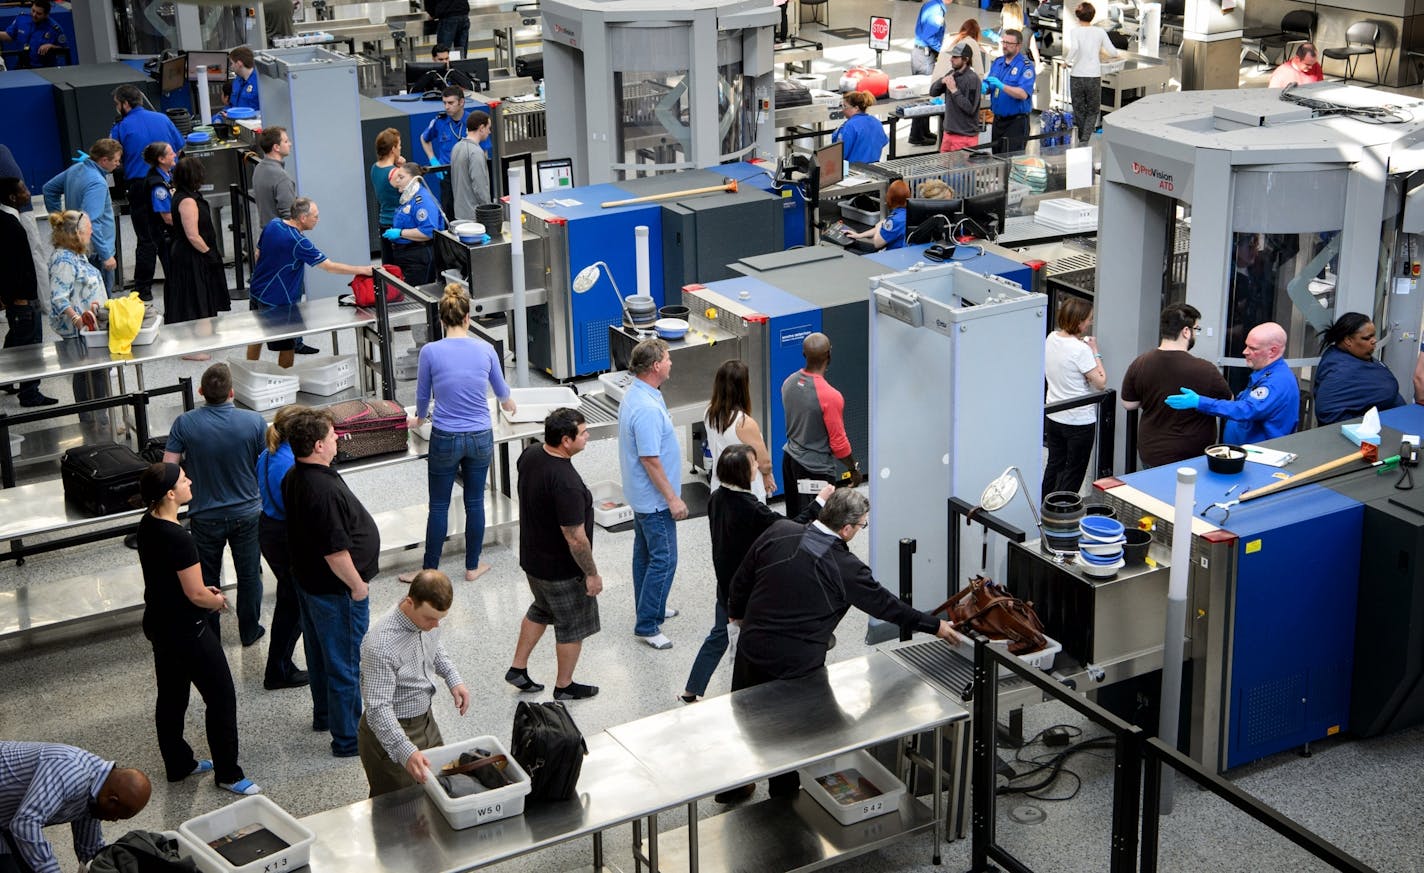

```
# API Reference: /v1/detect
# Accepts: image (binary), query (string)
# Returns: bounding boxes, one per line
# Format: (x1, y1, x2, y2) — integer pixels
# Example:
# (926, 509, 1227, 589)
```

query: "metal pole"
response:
(508, 165, 528, 388)
(1157, 466, 1195, 814)
(898, 538, 916, 642)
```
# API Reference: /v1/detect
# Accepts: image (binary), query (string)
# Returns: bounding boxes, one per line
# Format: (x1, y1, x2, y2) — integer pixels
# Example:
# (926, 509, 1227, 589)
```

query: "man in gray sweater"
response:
(250, 126, 295, 229)
(928, 42, 982, 152)
(449, 110, 491, 221)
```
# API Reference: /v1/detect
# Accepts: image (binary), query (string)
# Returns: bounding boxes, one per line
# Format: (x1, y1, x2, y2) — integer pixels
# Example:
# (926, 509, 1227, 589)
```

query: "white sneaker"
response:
(637, 632, 673, 650)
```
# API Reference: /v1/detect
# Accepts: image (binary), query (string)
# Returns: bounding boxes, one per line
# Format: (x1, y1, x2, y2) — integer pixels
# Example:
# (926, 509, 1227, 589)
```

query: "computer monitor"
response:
(906, 197, 964, 244)
(537, 158, 574, 192)
(186, 50, 229, 80)
(450, 57, 490, 92)
(405, 61, 447, 92)
(814, 140, 843, 187)
(159, 53, 189, 94)
(961, 190, 1007, 238)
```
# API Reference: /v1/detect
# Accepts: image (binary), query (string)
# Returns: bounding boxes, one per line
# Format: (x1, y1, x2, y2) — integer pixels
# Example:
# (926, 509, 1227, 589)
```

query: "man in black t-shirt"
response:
(281, 408, 379, 758)
(506, 408, 601, 701)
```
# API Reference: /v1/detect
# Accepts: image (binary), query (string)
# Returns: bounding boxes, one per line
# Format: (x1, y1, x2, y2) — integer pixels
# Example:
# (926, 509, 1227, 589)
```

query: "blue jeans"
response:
(424, 427, 494, 571)
(190, 512, 265, 646)
(435, 13, 470, 53)
(632, 509, 678, 637)
(297, 586, 369, 756)
(684, 600, 728, 696)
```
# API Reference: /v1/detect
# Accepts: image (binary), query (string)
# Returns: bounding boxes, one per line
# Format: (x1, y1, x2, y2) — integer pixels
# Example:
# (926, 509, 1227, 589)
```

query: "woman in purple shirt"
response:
(403, 284, 515, 583)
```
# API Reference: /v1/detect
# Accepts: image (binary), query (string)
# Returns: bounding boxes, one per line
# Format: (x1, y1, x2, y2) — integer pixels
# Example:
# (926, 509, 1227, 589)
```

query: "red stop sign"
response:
(871, 17, 890, 41)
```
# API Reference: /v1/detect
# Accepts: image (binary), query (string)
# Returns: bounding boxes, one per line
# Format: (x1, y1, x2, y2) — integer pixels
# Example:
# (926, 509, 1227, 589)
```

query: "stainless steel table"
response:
(301, 732, 673, 873)
(606, 652, 970, 872)
(295, 653, 968, 873)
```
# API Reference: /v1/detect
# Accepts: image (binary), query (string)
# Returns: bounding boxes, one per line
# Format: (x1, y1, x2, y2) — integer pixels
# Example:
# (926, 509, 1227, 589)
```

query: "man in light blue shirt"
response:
(42, 139, 122, 293)
(617, 338, 687, 650)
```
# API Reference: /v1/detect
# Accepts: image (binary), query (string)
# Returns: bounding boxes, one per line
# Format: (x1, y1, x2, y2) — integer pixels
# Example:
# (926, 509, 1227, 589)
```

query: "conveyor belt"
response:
(887, 638, 1031, 701)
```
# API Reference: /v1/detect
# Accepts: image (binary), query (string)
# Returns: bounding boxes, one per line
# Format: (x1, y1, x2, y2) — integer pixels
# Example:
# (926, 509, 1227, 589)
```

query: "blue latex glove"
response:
(382, 228, 402, 241)
(985, 76, 1003, 91)
(1164, 388, 1201, 410)
(931, 96, 945, 105)
(980, 81, 990, 95)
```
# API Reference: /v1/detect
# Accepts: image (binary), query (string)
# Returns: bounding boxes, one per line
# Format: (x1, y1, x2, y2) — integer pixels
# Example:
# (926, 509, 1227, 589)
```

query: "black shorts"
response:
(249, 298, 297, 351)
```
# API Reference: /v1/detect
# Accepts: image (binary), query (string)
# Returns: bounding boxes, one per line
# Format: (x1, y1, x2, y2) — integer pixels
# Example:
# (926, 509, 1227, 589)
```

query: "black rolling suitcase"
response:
(515, 52, 543, 80)
(511, 701, 587, 801)
(61, 444, 149, 516)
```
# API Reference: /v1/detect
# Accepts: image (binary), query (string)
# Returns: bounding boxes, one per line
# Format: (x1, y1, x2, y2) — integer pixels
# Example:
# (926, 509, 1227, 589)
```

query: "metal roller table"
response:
(296, 653, 968, 873)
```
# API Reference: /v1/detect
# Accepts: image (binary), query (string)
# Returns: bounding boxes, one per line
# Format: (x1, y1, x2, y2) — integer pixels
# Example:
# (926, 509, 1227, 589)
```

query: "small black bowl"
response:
(1123, 528, 1152, 565)
(1205, 444, 1246, 474)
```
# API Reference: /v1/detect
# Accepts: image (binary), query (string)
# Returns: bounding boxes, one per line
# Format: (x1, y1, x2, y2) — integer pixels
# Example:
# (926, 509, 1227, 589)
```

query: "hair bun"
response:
(442, 283, 466, 301)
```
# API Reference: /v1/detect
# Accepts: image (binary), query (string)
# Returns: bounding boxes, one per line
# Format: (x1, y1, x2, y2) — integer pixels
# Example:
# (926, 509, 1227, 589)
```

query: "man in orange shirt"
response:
(1268, 43, 1324, 88)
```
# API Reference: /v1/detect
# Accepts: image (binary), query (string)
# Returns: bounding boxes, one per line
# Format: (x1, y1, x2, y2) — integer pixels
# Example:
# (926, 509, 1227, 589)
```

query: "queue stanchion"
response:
(898, 537, 916, 642)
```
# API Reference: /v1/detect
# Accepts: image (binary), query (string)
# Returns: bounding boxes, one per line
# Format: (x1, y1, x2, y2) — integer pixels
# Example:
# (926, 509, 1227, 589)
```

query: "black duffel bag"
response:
(511, 700, 587, 801)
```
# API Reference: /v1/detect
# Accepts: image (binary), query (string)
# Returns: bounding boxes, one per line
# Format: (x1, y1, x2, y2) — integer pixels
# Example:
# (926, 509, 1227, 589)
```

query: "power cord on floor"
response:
(997, 724, 1115, 802)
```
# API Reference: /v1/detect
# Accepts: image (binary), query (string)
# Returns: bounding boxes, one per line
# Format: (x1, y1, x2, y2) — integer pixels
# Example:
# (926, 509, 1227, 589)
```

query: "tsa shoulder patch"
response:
(402, 204, 411, 213)
(416, 208, 428, 222)
(155, 188, 167, 200)
(1250, 385, 1270, 400)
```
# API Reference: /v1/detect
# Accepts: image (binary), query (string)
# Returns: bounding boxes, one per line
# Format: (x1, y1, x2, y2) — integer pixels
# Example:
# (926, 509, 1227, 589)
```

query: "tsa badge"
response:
(1250, 386, 1270, 400)
(417, 208, 428, 222)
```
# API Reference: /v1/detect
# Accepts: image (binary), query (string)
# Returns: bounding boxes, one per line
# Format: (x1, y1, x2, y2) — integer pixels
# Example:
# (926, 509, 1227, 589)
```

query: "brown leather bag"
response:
(442, 751, 511, 789)
(935, 575, 1047, 655)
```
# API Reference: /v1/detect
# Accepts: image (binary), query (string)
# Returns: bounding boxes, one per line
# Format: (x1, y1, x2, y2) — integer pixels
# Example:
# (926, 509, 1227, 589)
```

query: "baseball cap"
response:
(950, 43, 974, 59)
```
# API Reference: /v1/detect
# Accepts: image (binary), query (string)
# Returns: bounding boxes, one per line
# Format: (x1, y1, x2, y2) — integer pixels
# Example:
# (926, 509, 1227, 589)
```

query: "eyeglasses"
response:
(1191, 326, 1203, 333)
(855, 520, 869, 529)
(1002, 40, 1020, 47)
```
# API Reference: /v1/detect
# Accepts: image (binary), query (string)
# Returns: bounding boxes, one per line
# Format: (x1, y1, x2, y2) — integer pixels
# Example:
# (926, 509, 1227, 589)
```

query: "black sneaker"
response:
(19, 393, 59, 407)
(295, 341, 320, 355)
(505, 667, 544, 693)
(554, 682, 599, 701)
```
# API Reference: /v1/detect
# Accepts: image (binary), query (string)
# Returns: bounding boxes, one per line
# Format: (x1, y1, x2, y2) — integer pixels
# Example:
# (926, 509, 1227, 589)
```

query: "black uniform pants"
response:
(152, 620, 244, 785)
(991, 113, 1030, 154)
(259, 514, 305, 685)
(390, 240, 433, 285)
(732, 653, 803, 797)
(127, 178, 160, 298)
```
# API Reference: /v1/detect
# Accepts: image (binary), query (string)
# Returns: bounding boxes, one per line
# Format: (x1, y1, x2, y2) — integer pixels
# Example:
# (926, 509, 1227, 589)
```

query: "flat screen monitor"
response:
(961, 190, 1007, 238)
(405, 61, 447, 92)
(906, 197, 964, 244)
(186, 50, 229, 80)
(159, 53, 188, 94)
(536, 158, 574, 192)
(814, 140, 843, 187)
(450, 57, 490, 91)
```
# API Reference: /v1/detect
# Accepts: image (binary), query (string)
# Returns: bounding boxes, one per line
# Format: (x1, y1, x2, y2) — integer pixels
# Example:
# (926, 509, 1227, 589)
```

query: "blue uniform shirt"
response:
(879, 206, 907, 250)
(832, 112, 888, 164)
(989, 53, 1036, 116)
(391, 185, 446, 242)
(229, 70, 260, 112)
(914, 0, 946, 50)
(110, 108, 185, 182)
(618, 377, 681, 514)
(249, 218, 327, 306)
(1197, 357, 1300, 444)
(257, 443, 295, 521)
(5, 13, 67, 67)
(421, 108, 472, 165)
(150, 168, 173, 215)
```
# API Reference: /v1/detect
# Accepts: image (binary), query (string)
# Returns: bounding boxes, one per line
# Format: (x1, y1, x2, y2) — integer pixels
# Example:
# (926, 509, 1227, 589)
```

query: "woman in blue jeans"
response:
(679, 445, 831, 703)
(403, 284, 515, 583)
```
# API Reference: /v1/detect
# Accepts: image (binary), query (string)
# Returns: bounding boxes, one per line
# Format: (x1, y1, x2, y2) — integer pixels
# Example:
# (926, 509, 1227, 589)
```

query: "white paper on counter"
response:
(1066, 146, 1093, 191)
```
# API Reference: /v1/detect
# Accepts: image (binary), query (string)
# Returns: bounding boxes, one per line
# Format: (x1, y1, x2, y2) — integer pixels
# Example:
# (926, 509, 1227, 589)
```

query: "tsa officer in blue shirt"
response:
(383, 163, 447, 284)
(846, 179, 909, 253)
(111, 84, 186, 301)
(985, 28, 1035, 154)
(908, 0, 946, 146)
(1166, 321, 1300, 444)
(832, 91, 888, 164)
(226, 46, 261, 114)
(0, 0, 67, 68)
(421, 86, 486, 215)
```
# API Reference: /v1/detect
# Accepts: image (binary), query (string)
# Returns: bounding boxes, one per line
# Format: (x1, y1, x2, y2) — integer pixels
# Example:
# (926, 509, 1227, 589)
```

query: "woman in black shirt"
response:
(136, 462, 260, 796)
(679, 446, 831, 705)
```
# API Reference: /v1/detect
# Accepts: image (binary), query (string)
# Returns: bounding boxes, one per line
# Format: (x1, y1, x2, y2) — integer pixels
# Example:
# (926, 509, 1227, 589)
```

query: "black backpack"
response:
(511, 701, 588, 801)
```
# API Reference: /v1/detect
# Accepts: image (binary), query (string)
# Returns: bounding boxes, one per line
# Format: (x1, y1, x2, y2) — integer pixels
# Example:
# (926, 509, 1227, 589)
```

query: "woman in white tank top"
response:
(705, 360, 775, 501)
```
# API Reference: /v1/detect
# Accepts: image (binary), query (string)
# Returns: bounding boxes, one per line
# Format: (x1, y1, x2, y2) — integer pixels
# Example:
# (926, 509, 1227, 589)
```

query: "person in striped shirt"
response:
(0, 741, 150, 873)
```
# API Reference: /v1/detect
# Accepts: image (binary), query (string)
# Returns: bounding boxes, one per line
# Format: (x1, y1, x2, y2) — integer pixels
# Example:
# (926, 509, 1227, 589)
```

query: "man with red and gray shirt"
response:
(780, 333, 862, 518)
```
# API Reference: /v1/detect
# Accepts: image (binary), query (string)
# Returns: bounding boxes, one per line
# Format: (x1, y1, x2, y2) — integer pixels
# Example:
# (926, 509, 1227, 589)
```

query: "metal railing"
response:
(965, 638, 1379, 873)
(1045, 388, 1117, 483)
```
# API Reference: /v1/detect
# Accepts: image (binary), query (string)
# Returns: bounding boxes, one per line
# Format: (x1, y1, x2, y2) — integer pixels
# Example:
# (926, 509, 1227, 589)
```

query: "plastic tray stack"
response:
(291, 355, 356, 396)
(228, 358, 300, 412)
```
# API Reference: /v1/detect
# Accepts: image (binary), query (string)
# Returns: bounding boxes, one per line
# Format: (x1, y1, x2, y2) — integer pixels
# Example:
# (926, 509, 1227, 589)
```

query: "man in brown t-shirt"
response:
(1121, 303, 1232, 467)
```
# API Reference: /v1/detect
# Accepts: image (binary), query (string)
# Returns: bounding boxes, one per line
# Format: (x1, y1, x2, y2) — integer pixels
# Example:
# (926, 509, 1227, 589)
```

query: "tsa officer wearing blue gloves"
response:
(985, 28, 1035, 154)
(227, 46, 260, 114)
(111, 84, 186, 302)
(1165, 321, 1300, 444)
(384, 163, 446, 284)
(832, 91, 888, 164)
(0, 0, 68, 68)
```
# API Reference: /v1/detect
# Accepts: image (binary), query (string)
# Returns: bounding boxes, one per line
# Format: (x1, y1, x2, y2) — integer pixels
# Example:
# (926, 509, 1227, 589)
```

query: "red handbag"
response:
(349, 265, 405, 307)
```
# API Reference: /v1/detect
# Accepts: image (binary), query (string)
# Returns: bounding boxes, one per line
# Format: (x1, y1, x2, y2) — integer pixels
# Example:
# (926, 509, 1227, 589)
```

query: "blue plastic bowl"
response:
(225, 107, 257, 119)
(1079, 549, 1124, 565)
(186, 132, 210, 144)
(1079, 516, 1125, 538)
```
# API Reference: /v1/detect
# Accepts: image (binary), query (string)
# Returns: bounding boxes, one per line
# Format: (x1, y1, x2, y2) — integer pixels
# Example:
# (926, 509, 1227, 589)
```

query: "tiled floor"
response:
(5, 8, 1424, 871)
